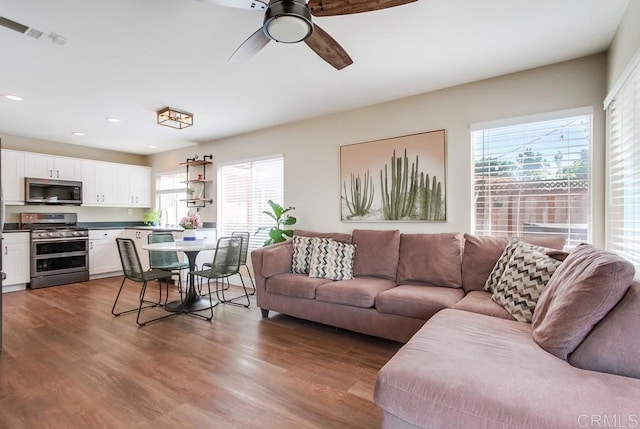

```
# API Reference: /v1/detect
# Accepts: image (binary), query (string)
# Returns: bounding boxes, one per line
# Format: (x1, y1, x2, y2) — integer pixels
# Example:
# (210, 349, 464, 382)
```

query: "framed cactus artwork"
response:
(340, 130, 446, 222)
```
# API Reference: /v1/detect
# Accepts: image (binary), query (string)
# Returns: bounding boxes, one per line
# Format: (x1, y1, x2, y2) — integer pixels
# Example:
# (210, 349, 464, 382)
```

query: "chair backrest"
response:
(116, 238, 144, 280)
(147, 232, 179, 268)
(210, 236, 243, 276)
(231, 231, 250, 265)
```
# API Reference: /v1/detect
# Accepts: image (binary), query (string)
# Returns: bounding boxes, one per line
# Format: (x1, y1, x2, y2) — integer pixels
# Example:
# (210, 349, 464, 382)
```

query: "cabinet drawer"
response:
(89, 229, 122, 240)
(1, 232, 29, 244)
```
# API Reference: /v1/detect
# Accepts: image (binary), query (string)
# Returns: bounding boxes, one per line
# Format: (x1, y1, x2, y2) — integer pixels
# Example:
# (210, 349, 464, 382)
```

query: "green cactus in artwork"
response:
(343, 170, 374, 218)
(380, 149, 419, 220)
(418, 172, 444, 220)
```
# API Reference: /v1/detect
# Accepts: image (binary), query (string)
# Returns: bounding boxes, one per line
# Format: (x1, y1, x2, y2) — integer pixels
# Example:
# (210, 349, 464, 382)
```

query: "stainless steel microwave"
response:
(25, 177, 82, 205)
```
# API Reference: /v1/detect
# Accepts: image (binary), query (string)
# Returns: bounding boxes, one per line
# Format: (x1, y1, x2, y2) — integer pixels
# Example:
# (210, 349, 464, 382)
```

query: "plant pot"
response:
(183, 229, 197, 241)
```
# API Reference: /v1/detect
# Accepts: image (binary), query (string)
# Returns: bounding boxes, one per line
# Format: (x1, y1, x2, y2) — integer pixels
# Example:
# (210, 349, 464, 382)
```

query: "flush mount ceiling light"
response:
(157, 107, 193, 130)
(106, 117, 120, 123)
(3, 94, 23, 101)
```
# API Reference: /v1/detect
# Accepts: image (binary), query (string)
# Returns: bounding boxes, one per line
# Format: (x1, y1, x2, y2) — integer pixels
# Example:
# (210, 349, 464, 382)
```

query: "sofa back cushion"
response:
(461, 234, 566, 292)
(293, 229, 352, 243)
(396, 233, 462, 288)
(568, 281, 640, 378)
(352, 229, 400, 280)
(531, 243, 635, 360)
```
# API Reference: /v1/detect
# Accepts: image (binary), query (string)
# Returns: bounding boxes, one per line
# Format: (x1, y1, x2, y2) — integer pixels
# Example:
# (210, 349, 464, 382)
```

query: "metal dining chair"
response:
(147, 232, 190, 292)
(191, 235, 250, 308)
(112, 238, 177, 326)
(202, 231, 255, 295)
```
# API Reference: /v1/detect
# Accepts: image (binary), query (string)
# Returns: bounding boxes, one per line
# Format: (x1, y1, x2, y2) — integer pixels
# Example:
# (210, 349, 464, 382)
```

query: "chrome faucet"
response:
(160, 208, 169, 228)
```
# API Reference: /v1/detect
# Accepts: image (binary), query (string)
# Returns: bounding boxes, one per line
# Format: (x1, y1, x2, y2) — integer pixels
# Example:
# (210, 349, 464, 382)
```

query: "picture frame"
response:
(340, 129, 446, 222)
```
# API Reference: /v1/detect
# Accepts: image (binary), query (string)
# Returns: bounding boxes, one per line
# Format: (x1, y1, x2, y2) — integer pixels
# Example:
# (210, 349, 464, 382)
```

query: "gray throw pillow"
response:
(491, 241, 562, 323)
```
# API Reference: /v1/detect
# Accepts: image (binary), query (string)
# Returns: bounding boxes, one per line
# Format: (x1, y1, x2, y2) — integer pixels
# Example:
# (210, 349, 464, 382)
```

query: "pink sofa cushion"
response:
(352, 229, 401, 280)
(396, 233, 462, 288)
(260, 242, 293, 278)
(568, 282, 640, 378)
(265, 273, 331, 299)
(532, 243, 635, 360)
(315, 277, 396, 308)
(376, 285, 464, 319)
(452, 290, 515, 320)
(461, 234, 566, 292)
(294, 229, 352, 243)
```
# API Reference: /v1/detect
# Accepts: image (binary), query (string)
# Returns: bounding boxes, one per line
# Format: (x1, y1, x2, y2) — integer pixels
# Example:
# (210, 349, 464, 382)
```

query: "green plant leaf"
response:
(282, 216, 297, 225)
(282, 229, 294, 238)
(268, 200, 284, 218)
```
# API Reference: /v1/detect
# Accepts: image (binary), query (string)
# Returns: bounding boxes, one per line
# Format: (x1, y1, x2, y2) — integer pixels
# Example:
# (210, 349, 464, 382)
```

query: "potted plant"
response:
(257, 200, 297, 246)
(143, 209, 161, 226)
(179, 212, 203, 240)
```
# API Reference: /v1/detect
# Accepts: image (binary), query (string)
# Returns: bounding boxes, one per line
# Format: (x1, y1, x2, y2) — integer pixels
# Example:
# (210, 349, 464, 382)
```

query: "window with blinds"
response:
(607, 60, 640, 270)
(217, 156, 284, 250)
(472, 112, 592, 247)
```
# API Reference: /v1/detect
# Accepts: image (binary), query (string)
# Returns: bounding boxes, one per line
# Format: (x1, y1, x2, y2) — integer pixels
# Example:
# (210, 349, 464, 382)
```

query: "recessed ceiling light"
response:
(148, 145, 157, 149)
(106, 117, 120, 123)
(4, 94, 23, 101)
(72, 132, 85, 136)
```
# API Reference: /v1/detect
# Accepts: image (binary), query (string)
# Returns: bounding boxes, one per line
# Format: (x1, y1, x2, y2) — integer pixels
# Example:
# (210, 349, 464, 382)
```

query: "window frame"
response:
(470, 107, 594, 248)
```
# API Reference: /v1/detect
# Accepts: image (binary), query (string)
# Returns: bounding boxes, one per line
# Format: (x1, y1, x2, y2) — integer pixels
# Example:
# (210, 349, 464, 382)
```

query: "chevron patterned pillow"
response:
(308, 238, 357, 281)
(292, 235, 316, 274)
(491, 241, 562, 323)
(483, 238, 520, 293)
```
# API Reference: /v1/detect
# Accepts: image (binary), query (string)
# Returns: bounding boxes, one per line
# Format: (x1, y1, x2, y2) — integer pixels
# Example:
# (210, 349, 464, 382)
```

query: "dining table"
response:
(142, 240, 218, 314)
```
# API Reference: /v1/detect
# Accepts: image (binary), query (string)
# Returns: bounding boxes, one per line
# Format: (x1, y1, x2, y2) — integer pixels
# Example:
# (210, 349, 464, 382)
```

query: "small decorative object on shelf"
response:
(180, 154, 214, 208)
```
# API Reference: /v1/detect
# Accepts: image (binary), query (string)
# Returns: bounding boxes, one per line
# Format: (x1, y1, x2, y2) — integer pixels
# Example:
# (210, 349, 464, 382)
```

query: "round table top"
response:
(142, 240, 217, 252)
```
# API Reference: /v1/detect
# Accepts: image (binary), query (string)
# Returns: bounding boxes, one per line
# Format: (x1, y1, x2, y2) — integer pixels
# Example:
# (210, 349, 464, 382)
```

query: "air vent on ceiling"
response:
(0, 16, 44, 39)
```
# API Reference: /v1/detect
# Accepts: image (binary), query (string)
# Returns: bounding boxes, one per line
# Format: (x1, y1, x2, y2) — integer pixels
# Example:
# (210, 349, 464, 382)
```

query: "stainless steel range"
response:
(20, 213, 89, 289)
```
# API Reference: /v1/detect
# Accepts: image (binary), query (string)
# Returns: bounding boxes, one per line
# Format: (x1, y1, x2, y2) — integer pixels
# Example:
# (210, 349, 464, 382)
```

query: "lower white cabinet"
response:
(123, 229, 152, 271)
(2, 232, 30, 292)
(89, 229, 123, 278)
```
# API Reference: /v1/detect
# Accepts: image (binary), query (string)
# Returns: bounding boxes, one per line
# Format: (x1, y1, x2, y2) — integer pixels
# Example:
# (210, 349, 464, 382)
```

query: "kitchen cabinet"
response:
(2, 232, 30, 293)
(24, 153, 82, 181)
(89, 229, 123, 278)
(124, 229, 152, 270)
(1, 149, 25, 204)
(82, 160, 119, 206)
(117, 164, 151, 207)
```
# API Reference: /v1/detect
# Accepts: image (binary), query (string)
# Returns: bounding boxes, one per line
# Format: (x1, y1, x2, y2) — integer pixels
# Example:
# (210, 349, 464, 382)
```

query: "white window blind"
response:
(472, 113, 592, 248)
(155, 171, 188, 226)
(217, 156, 284, 250)
(607, 61, 640, 270)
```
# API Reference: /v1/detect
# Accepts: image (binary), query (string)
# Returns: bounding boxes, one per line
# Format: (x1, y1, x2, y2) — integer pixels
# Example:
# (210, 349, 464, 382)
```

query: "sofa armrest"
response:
(250, 241, 293, 296)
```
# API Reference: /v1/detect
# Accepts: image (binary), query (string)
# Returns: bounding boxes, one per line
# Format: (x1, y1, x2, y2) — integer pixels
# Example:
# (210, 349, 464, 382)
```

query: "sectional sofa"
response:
(250, 229, 640, 428)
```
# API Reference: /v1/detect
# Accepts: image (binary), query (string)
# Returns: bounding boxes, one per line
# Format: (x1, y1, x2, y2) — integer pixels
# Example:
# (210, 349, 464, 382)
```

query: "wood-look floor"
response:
(0, 277, 401, 428)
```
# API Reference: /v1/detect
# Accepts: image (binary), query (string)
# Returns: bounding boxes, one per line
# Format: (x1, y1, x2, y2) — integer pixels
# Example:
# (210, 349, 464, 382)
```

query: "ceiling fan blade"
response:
(195, 0, 267, 11)
(308, 0, 416, 17)
(304, 24, 353, 70)
(229, 28, 271, 62)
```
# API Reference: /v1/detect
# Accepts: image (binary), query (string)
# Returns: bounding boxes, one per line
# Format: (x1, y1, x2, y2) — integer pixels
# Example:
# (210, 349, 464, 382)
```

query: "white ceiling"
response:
(0, 0, 629, 155)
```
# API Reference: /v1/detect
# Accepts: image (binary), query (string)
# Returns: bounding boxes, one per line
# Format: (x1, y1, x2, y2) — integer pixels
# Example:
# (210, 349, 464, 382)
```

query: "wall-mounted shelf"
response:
(179, 155, 213, 208)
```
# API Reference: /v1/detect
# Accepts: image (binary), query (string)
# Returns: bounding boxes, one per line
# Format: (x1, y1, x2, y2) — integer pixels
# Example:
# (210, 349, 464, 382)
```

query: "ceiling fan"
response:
(198, 0, 417, 70)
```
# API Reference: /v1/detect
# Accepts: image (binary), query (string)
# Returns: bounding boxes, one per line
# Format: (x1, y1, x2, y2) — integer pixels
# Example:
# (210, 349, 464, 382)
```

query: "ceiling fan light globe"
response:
(265, 15, 311, 43)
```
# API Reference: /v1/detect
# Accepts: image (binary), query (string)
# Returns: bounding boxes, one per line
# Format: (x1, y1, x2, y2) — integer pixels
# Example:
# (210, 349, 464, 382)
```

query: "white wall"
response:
(607, 0, 640, 91)
(151, 54, 607, 246)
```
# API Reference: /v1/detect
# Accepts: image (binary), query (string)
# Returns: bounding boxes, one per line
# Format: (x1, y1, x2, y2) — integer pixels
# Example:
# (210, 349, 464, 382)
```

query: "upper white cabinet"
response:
(24, 153, 82, 181)
(1, 149, 25, 204)
(117, 164, 151, 207)
(82, 160, 119, 206)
